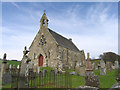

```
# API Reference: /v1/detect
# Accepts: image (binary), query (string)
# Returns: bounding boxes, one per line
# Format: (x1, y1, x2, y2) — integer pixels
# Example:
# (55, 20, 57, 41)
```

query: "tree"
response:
(100, 52, 119, 63)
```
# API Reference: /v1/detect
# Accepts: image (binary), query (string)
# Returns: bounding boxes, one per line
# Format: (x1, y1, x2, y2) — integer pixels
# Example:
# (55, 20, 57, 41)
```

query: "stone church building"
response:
(28, 12, 85, 70)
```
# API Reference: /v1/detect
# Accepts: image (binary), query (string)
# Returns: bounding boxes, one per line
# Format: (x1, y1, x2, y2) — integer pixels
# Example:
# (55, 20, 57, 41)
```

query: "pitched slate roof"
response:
(48, 28, 80, 52)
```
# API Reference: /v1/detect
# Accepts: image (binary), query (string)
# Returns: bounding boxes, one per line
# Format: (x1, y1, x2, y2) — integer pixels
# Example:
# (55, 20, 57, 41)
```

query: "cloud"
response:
(11, 2, 20, 9)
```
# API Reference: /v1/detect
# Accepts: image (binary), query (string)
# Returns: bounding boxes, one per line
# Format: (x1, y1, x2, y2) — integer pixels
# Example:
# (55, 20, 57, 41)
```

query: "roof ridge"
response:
(48, 28, 80, 52)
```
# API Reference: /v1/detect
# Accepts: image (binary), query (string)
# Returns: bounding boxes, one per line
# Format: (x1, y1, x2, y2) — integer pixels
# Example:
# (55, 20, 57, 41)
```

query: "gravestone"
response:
(69, 72, 77, 75)
(85, 75, 100, 88)
(2, 73, 12, 85)
(115, 61, 119, 69)
(112, 65, 115, 69)
(20, 46, 31, 77)
(75, 62, 85, 76)
(85, 53, 93, 76)
(42, 69, 47, 76)
(37, 67, 40, 74)
(79, 66, 85, 76)
(1, 53, 8, 77)
(17, 65, 19, 69)
(9, 64, 12, 69)
(100, 59, 106, 75)
(106, 61, 112, 71)
(95, 63, 98, 70)
(12, 65, 16, 70)
(54, 68, 58, 74)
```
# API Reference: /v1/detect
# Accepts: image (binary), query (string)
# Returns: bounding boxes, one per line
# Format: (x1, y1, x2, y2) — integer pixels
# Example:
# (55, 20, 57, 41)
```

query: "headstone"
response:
(106, 61, 112, 71)
(69, 72, 77, 75)
(12, 65, 16, 70)
(115, 61, 119, 69)
(2, 73, 12, 85)
(20, 46, 31, 77)
(9, 64, 12, 69)
(86, 53, 92, 71)
(17, 65, 19, 69)
(95, 64, 98, 70)
(85, 53, 93, 76)
(112, 65, 115, 69)
(79, 66, 85, 76)
(25, 63, 29, 77)
(85, 75, 100, 88)
(100, 59, 106, 75)
(37, 66, 40, 74)
(1, 53, 8, 77)
(42, 69, 47, 77)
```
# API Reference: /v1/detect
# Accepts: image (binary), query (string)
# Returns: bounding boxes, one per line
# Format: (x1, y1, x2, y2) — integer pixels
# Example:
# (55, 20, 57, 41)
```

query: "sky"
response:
(0, 2, 118, 60)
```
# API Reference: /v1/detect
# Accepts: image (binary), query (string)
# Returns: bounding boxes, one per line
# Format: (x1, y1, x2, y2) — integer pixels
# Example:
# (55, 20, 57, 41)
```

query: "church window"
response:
(43, 19, 45, 26)
(40, 35, 47, 46)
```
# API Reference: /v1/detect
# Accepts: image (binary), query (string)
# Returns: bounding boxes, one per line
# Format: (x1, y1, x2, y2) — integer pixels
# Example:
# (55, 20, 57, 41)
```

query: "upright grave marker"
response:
(115, 60, 119, 69)
(100, 59, 106, 75)
(85, 53, 93, 76)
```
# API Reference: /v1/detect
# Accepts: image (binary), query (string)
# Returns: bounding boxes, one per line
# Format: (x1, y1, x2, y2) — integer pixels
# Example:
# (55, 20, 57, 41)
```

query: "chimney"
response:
(69, 38, 72, 42)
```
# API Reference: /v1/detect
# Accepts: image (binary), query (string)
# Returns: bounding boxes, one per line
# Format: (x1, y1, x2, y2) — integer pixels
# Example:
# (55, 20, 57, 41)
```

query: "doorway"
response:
(38, 54, 43, 66)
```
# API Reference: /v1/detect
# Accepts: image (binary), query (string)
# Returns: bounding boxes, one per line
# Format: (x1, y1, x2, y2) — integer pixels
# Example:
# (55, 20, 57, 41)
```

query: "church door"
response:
(38, 55, 43, 66)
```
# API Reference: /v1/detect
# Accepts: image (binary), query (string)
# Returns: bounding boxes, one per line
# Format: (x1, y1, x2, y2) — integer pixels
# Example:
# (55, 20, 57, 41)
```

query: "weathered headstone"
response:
(37, 66, 40, 74)
(12, 65, 16, 70)
(9, 64, 12, 69)
(79, 66, 85, 76)
(1, 53, 8, 77)
(42, 69, 47, 76)
(100, 59, 106, 75)
(85, 53, 93, 76)
(95, 63, 98, 70)
(112, 65, 115, 69)
(20, 46, 31, 77)
(85, 75, 100, 88)
(115, 61, 119, 69)
(69, 72, 77, 75)
(106, 61, 112, 71)
(2, 73, 12, 85)
(54, 68, 58, 74)
(17, 65, 19, 69)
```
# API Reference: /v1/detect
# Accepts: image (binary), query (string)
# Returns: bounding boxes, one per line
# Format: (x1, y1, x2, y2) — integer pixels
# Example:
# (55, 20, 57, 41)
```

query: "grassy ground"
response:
(7, 60, 20, 67)
(94, 69, 117, 88)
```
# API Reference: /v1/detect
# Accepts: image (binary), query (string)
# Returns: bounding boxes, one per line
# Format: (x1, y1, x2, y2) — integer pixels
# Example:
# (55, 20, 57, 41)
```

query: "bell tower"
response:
(40, 10, 49, 29)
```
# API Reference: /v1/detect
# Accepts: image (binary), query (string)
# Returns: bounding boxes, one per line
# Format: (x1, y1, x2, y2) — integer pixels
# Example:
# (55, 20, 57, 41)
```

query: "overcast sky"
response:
(0, 2, 118, 60)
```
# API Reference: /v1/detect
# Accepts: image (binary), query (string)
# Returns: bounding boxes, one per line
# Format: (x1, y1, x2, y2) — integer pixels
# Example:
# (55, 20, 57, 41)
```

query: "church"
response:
(28, 12, 86, 70)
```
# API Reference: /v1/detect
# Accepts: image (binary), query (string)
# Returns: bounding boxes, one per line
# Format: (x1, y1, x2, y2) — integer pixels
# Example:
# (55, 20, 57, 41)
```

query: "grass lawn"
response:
(7, 60, 20, 67)
(94, 69, 117, 88)
(0, 60, 20, 68)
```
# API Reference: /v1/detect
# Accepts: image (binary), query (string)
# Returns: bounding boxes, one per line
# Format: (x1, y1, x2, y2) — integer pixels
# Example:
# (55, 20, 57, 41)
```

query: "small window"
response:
(43, 19, 45, 26)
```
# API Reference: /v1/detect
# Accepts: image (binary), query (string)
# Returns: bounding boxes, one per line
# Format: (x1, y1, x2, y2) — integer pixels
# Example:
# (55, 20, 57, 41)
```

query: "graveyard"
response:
(0, 59, 119, 89)
(0, 50, 120, 89)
